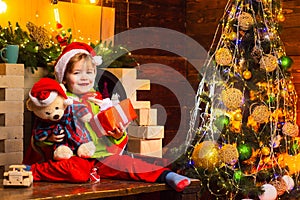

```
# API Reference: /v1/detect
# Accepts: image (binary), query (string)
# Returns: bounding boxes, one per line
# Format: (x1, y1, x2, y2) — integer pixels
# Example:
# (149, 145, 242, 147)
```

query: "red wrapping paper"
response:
(91, 98, 137, 136)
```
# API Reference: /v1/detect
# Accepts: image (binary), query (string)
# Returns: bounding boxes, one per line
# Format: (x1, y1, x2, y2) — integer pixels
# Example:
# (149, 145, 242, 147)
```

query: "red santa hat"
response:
(54, 42, 102, 83)
(29, 78, 73, 107)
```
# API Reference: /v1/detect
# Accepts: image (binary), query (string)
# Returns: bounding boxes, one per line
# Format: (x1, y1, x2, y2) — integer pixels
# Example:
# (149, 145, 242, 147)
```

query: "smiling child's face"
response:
(63, 57, 96, 95)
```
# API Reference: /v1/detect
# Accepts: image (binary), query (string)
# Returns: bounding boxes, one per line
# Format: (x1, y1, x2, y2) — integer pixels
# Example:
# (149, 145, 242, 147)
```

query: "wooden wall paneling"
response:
(186, 0, 226, 50)
(114, 0, 186, 33)
(281, 0, 300, 55)
(290, 55, 300, 125)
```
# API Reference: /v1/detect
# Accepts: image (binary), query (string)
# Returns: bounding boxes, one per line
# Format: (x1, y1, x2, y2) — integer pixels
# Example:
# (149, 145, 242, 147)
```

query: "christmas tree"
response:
(174, 0, 299, 199)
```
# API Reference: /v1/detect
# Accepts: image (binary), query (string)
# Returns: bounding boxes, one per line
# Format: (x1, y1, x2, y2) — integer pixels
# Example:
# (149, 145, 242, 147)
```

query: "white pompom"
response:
(259, 184, 277, 200)
(93, 55, 103, 65)
(64, 98, 73, 106)
(282, 175, 294, 191)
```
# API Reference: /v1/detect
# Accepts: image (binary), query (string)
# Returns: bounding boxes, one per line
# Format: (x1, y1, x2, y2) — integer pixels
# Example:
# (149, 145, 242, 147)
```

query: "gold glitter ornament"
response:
(261, 146, 270, 156)
(251, 105, 271, 123)
(221, 88, 244, 110)
(192, 141, 220, 170)
(215, 47, 232, 66)
(282, 122, 299, 137)
(219, 144, 239, 165)
(260, 54, 278, 72)
(238, 12, 254, 30)
(26, 22, 52, 49)
(270, 179, 288, 196)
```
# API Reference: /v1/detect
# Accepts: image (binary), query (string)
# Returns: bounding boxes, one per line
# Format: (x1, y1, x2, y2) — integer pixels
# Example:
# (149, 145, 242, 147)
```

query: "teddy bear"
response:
(26, 77, 96, 161)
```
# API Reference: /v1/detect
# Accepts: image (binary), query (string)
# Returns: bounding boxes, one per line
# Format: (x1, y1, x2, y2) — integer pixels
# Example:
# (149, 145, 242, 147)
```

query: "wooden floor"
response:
(0, 179, 201, 200)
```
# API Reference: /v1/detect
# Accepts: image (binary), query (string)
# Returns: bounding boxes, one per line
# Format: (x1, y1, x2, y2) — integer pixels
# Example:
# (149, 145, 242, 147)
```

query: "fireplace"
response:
(96, 69, 127, 101)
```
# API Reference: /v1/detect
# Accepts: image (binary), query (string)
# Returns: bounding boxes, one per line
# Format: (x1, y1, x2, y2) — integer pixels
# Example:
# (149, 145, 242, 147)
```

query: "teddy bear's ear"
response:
(26, 99, 34, 111)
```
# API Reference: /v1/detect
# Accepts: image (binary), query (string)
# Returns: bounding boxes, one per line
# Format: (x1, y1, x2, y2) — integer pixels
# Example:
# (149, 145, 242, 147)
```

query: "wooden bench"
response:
(0, 179, 201, 200)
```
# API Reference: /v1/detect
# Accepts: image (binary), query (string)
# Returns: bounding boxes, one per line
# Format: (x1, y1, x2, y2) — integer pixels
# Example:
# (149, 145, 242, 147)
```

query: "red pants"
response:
(31, 154, 169, 183)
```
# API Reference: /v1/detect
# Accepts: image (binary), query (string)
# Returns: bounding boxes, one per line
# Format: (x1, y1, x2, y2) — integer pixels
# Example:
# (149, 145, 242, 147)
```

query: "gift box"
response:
(91, 98, 137, 136)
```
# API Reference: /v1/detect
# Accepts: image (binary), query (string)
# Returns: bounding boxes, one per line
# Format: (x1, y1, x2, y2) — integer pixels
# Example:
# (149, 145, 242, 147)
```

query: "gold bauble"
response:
(243, 70, 252, 80)
(287, 83, 295, 92)
(219, 144, 239, 165)
(221, 88, 244, 110)
(234, 112, 243, 121)
(192, 141, 220, 170)
(251, 105, 271, 123)
(261, 146, 270, 156)
(270, 179, 288, 196)
(238, 12, 254, 30)
(260, 54, 278, 72)
(282, 122, 299, 137)
(215, 47, 232, 66)
(277, 13, 286, 22)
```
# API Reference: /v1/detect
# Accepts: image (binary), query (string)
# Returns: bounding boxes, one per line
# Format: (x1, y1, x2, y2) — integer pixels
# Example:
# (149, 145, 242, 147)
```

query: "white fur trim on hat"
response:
(55, 49, 89, 83)
(55, 49, 103, 83)
(29, 91, 58, 107)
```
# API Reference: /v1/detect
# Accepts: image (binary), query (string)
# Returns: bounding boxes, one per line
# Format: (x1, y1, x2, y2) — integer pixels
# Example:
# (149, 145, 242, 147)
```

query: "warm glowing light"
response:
(90, 0, 97, 4)
(0, 0, 7, 14)
(54, 8, 60, 23)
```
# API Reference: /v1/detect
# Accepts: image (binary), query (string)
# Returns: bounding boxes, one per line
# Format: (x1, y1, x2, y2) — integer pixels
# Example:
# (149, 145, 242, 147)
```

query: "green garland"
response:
(0, 22, 137, 74)
(91, 41, 138, 68)
(0, 21, 62, 73)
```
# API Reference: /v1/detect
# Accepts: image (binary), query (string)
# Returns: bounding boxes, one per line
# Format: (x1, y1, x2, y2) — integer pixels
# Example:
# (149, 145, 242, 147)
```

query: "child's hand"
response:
(107, 122, 128, 139)
(47, 130, 65, 143)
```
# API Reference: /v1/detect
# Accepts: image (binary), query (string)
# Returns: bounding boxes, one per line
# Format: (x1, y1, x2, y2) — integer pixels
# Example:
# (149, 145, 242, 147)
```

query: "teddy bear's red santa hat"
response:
(29, 77, 72, 107)
(54, 42, 102, 83)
